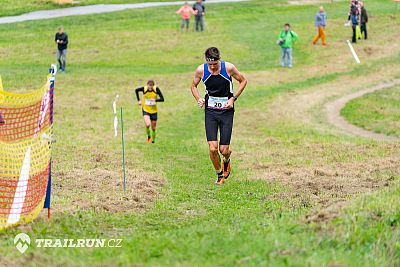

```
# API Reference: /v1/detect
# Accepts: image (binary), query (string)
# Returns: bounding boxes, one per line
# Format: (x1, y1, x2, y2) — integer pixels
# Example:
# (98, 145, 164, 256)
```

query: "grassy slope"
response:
(0, 0, 291, 17)
(341, 85, 400, 137)
(0, 1, 399, 266)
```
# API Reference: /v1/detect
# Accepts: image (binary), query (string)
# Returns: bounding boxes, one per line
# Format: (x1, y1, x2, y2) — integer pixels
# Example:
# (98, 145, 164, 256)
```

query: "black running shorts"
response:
(205, 109, 234, 145)
(142, 110, 158, 121)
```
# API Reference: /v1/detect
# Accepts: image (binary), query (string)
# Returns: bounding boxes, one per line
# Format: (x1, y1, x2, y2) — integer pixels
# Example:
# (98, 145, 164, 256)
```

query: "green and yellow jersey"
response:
(135, 85, 164, 114)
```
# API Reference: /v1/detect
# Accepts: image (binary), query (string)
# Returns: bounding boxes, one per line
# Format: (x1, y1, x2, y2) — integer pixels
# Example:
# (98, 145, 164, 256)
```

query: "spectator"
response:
(277, 23, 299, 68)
(55, 26, 68, 72)
(176, 2, 197, 31)
(360, 2, 368, 40)
(193, 0, 205, 32)
(312, 6, 327, 46)
(350, 5, 359, 43)
(346, 0, 362, 26)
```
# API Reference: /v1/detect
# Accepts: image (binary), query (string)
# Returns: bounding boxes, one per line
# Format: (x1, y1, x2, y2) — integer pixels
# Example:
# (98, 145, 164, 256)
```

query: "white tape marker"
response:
(113, 94, 119, 137)
(347, 40, 361, 64)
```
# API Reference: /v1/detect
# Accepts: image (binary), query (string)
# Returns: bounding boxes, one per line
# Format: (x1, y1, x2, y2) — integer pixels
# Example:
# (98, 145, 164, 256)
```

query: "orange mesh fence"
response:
(0, 70, 55, 230)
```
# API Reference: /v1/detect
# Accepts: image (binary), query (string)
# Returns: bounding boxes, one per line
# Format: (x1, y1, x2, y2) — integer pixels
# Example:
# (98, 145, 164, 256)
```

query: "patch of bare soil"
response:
(255, 150, 399, 222)
(0, 255, 18, 267)
(52, 168, 164, 214)
(236, 67, 400, 224)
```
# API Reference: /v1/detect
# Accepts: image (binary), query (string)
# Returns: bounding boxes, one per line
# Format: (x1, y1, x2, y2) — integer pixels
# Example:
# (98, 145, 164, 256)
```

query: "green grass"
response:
(0, 0, 179, 17)
(0, 0, 309, 17)
(0, 0, 400, 266)
(341, 85, 400, 137)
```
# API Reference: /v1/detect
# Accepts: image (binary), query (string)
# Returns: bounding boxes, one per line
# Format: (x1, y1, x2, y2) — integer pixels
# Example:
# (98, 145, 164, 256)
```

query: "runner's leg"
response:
(143, 115, 151, 142)
(205, 110, 221, 171)
(208, 141, 221, 171)
(151, 120, 157, 143)
(219, 110, 234, 178)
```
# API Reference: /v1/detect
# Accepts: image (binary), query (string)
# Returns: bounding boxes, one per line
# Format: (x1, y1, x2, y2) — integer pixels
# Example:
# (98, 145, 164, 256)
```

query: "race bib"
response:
(208, 96, 228, 109)
(145, 99, 156, 106)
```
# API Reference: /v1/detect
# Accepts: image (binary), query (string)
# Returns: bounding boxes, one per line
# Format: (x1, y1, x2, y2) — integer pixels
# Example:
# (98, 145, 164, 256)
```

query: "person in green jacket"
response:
(277, 23, 299, 68)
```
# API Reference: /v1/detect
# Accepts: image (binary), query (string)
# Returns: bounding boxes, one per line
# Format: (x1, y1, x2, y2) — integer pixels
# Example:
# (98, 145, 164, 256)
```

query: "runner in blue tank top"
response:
(191, 47, 248, 185)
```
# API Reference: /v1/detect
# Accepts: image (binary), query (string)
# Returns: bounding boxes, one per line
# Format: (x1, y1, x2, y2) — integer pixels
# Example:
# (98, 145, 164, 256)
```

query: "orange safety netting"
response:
(0, 70, 54, 230)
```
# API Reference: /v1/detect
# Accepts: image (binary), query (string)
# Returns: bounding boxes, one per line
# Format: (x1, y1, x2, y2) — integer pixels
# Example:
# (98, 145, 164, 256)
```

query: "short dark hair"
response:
(284, 23, 290, 27)
(205, 47, 220, 61)
(147, 80, 155, 86)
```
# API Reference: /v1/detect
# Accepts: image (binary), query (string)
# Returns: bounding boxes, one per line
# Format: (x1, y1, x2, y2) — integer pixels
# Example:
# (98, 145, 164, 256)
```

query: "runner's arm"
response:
(229, 63, 247, 100)
(191, 65, 205, 108)
(156, 87, 165, 102)
(224, 63, 247, 109)
(135, 87, 144, 101)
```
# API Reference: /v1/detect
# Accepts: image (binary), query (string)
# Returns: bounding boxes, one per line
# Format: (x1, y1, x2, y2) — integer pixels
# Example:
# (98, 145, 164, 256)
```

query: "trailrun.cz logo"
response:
(14, 233, 123, 253)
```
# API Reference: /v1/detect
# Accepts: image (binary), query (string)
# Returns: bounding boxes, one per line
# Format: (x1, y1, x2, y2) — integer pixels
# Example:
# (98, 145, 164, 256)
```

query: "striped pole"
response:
(120, 107, 127, 192)
(44, 64, 57, 219)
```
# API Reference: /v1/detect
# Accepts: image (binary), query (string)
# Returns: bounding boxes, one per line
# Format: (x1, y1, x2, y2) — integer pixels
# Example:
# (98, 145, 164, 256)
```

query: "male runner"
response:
(191, 47, 247, 185)
(135, 80, 164, 143)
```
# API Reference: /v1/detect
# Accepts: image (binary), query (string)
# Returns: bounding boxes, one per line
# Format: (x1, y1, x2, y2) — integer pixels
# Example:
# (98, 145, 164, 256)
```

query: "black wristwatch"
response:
(233, 96, 238, 102)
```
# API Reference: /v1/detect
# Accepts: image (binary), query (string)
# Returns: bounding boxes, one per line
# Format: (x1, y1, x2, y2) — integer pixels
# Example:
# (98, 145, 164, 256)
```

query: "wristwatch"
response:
(233, 96, 238, 101)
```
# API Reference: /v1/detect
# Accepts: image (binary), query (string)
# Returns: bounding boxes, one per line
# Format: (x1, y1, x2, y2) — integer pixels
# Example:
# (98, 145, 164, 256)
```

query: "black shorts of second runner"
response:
(205, 109, 234, 145)
(142, 110, 158, 121)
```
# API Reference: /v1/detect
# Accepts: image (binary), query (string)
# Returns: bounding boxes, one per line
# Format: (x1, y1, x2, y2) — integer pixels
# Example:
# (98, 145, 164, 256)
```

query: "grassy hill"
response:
(0, 0, 399, 266)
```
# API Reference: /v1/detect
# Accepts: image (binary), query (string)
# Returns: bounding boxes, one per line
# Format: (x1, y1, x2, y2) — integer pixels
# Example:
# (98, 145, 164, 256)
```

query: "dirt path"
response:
(0, 0, 247, 24)
(236, 67, 400, 223)
(325, 79, 400, 142)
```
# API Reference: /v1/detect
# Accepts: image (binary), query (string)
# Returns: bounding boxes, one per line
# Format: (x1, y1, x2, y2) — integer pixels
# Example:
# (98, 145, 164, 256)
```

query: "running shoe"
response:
(214, 172, 225, 185)
(146, 137, 152, 144)
(223, 159, 231, 179)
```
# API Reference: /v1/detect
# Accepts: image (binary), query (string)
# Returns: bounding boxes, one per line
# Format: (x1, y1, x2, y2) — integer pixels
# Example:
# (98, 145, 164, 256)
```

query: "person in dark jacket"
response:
(55, 26, 69, 72)
(350, 5, 359, 43)
(193, 0, 205, 32)
(360, 2, 368, 40)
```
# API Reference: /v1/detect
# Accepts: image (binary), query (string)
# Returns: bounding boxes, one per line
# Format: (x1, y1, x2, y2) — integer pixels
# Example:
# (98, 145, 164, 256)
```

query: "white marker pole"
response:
(113, 94, 119, 137)
(347, 40, 361, 64)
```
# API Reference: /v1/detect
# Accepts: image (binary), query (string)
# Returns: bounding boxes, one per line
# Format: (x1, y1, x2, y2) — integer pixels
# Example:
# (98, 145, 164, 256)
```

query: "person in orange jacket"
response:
(176, 2, 197, 31)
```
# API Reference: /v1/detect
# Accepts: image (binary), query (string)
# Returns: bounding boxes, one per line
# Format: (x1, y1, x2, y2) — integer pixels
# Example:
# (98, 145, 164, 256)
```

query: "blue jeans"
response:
(280, 47, 292, 68)
(181, 19, 189, 30)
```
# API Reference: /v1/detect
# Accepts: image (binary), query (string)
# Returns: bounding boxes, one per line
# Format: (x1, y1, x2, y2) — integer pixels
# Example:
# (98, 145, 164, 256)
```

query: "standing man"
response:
(55, 26, 68, 73)
(191, 47, 247, 185)
(135, 80, 165, 144)
(193, 0, 205, 32)
(360, 2, 368, 40)
(277, 23, 299, 68)
(312, 6, 327, 46)
(176, 2, 197, 31)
